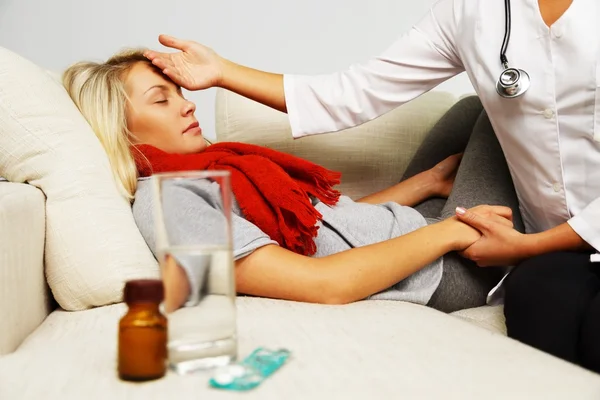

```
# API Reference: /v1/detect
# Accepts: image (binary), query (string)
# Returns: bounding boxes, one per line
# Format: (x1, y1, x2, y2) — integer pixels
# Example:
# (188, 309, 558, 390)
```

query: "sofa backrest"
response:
(215, 88, 457, 200)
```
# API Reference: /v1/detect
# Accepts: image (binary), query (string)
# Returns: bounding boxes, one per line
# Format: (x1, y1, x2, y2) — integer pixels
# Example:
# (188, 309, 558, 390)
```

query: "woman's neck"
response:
(537, 0, 573, 27)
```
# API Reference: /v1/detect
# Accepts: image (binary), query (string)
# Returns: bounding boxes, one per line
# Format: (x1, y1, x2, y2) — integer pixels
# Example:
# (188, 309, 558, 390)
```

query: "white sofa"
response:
(1, 89, 599, 399)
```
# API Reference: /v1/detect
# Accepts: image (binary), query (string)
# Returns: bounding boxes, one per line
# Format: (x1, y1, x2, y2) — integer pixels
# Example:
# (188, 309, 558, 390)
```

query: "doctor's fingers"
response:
(469, 208, 513, 228)
(485, 213, 514, 228)
(147, 54, 176, 71)
(469, 205, 513, 221)
(158, 34, 192, 51)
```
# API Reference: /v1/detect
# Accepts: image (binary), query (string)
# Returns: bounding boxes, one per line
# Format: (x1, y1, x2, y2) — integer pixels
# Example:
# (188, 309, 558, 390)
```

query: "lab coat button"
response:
(553, 182, 561, 192)
(554, 27, 564, 38)
(543, 108, 555, 119)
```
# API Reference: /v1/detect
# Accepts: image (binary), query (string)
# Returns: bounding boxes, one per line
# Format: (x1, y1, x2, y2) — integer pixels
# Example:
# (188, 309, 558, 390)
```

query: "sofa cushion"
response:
(451, 305, 507, 335)
(0, 47, 159, 310)
(1, 298, 598, 399)
(215, 89, 457, 200)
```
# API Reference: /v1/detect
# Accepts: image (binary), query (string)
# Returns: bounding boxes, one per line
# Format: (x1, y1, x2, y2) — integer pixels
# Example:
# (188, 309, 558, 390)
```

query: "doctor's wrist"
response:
(515, 233, 545, 260)
(215, 57, 234, 88)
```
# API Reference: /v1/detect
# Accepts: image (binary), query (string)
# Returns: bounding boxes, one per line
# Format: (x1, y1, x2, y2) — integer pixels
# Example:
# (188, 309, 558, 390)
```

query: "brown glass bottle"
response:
(118, 279, 168, 381)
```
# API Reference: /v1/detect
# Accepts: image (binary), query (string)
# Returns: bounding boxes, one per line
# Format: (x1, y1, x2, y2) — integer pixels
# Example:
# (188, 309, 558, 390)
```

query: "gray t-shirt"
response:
(132, 177, 443, 305)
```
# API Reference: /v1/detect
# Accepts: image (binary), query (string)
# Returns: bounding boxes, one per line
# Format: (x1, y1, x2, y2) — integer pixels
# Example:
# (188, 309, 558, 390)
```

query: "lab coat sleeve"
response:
(567, 198, 600, 251)
(284, 0, 466, 138)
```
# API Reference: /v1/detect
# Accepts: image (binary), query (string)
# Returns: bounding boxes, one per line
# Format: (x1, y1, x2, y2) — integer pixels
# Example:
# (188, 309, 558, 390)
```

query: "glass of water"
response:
(152, 170, 237, 374)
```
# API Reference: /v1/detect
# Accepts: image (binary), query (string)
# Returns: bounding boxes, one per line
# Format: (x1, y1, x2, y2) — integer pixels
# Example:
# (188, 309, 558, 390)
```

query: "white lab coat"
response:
(284, 0, 600, 255)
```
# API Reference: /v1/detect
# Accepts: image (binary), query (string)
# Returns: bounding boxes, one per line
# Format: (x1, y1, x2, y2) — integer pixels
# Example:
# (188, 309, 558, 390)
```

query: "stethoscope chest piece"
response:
(496, 67, 530, 98)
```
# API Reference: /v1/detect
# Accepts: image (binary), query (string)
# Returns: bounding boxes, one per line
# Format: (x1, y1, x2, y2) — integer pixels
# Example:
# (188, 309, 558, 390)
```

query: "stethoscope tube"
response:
(500, 0, 512, 68)
(496, 0, 530, 98)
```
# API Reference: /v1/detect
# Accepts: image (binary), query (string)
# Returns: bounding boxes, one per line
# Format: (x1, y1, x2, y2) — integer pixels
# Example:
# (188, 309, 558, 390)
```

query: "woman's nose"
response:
(182, 100, 196, 116)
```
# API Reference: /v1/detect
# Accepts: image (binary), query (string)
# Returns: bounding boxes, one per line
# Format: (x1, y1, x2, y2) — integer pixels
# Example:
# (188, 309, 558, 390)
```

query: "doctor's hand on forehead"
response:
(145, 34, 287, 114)
(144, 35, 223, 92)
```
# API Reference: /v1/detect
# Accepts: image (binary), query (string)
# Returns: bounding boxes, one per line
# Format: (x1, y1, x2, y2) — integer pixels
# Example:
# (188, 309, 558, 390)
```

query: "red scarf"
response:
(134, 142, 341, 256)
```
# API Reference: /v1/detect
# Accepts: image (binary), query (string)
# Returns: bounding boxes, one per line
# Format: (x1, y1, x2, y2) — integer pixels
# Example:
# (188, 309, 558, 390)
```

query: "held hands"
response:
(144, 35, 223, 91)
(449, 205, 513, 251)
(455, 205, 527, 267)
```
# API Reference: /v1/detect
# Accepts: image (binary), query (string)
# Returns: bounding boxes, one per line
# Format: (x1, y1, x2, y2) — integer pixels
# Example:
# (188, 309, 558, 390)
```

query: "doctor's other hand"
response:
(455, 205, 526, 267)
(144, 34, 223, 91)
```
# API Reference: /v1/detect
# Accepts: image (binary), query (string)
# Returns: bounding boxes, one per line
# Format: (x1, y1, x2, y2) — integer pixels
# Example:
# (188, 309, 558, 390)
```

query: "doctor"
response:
(145, 0, 600, 373)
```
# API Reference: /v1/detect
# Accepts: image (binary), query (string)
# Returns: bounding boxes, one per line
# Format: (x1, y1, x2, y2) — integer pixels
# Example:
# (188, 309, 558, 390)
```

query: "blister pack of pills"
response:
(209, 347, 290, 391)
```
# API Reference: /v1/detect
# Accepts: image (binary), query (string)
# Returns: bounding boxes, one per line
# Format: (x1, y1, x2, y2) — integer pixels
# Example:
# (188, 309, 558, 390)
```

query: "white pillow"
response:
(0, 47, 159, 310)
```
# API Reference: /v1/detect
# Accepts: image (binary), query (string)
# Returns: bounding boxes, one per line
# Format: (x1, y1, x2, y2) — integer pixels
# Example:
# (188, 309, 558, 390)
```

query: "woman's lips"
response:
(183, 121, 201, 135)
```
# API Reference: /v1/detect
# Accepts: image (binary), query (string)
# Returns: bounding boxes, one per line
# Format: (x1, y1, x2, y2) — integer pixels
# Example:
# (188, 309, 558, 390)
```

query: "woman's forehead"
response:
(126, 62, 178, 95)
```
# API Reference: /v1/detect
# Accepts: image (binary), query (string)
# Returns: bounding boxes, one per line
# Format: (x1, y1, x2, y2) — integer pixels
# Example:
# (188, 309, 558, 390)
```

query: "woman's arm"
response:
(235, 217, 478, 304)
(358, 153, 461, 206)
(357, 169, 439, 206)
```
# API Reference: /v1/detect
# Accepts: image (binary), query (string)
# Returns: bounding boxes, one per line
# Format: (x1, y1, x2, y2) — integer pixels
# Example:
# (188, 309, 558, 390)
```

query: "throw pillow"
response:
(0, 46, 159, 310)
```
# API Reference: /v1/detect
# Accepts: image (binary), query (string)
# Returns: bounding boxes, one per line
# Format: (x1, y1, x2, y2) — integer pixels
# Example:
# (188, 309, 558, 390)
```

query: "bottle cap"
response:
(123, 279, 164, 304)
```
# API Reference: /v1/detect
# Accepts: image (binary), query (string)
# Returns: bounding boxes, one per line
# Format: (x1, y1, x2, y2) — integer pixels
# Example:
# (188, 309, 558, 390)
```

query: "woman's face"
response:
(125, 62, 207, 154)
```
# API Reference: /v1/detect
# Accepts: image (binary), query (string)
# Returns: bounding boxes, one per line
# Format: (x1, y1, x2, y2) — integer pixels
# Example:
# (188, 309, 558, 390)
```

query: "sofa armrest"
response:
(0, 182, 51, 355)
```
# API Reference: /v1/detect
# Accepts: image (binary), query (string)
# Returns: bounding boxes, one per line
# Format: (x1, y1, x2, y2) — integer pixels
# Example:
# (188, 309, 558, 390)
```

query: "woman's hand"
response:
(443, 217, 482, 251)
(429, 153, 462, 198)
(144, 35, 224, 91)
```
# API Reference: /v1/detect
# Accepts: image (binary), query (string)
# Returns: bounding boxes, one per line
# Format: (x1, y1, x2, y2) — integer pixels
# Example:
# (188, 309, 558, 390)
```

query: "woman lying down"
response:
(62, 49, 520, 313)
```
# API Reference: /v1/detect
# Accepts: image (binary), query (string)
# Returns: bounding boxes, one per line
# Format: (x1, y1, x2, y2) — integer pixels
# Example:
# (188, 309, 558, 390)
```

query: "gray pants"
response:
(401, 96, 524, 313)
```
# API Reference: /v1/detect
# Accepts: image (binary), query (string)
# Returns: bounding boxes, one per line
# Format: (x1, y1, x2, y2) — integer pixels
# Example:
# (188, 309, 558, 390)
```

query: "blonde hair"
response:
(63, 48, 152, 200)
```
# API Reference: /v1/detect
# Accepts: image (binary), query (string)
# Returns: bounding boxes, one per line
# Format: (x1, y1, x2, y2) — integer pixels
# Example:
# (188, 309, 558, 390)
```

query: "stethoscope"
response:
(496, 0, 531, 98)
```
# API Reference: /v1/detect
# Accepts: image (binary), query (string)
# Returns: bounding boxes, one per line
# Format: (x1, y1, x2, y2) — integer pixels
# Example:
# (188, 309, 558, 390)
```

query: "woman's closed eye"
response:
(155, 99, 168, 104)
